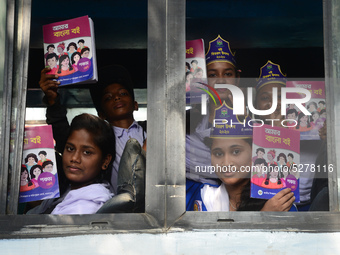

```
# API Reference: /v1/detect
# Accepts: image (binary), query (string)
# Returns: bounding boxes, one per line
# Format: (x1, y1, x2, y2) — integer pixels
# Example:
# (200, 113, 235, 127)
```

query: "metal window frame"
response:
(1, 0, 340, 239)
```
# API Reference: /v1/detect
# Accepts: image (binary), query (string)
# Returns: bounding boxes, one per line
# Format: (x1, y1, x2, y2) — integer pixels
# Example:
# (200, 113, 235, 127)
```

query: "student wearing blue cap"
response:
(255, 60, 287, 127)
(186, 35, 242, 184)
(254, 61, 328, 211)
(186, 106, 296, 211)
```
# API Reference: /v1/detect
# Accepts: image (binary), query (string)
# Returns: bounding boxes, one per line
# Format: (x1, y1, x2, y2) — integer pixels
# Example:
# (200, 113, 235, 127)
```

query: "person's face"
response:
(308, 104, 316, 112)
(319, 103, 325, 110)
(287, 113, 296, 120)
(186, 73, 193, 82)
(57, 47, 63, 54)
(82, 50, 90, 58)
(270, 168, 279, 178)
(207, 62, 239, 101)
(28, 157, 35, 165)
(43, 164, 53, 173)
(78, 42, 84, 48)
(21, 170, 28, 181)
(33, 168, 41, 178)
(300, 115, 308, 125)
(48, 47, 54, 54)
(211, 138, 251, 187)
(195, 71, 203, 79)
(288, 156, 293, 163)
(47, 57, 57, 68)
(100, 83, 138, 123)
(192, 62, 197, 68)
(256, 83, 283, 120)
(62, 57, 69, 67)
(69, 45, 75, 52)
(321, 112, 327, 119)
(312, 112, 319, 121)
(73, 54, 80, 64)
(39, 154, 46, 160)
(62, 129, 111, 188)
(257, 150, 264, 158)
(279, 156, 285, 164)
(267, 153, 273, 161)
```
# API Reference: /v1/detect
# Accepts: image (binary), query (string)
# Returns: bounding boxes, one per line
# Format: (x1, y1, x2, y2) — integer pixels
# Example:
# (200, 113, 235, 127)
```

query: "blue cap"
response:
(256, 60, 287, 90)
(206, 35, 236, 67)
(211, 102, 253, 139)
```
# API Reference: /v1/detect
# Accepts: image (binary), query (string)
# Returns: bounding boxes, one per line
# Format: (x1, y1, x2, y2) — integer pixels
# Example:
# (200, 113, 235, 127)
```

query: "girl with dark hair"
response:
(27, 113, 116, 214)
(71, 52, 81, 72)
(263, 164, 284, 189)
(30, 165, 44, 187)
(57, 55, 74, 76)
(25, 153, 38, 171)
(187, 137, 295, 211)
(67, 42, 78, 59)
(295, 112, 313, 132)
(20, 165, 35, 192)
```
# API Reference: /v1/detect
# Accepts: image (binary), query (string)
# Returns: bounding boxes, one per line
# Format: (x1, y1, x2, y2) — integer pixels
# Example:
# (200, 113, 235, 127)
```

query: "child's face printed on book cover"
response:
(211, 138, 251, 186)
(100, 83, 137, 122)
(82, 50, 90, 58)
(47, 57, 57, 68)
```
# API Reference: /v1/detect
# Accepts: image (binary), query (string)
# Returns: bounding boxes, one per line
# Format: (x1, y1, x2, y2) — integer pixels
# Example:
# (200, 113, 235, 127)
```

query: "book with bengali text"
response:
(186, 39, 207, 104)
(19, 125, 60, 203)
(250, 124, 300, 202)
(285, 81, 326, 140)
(43, 15, 97, 86)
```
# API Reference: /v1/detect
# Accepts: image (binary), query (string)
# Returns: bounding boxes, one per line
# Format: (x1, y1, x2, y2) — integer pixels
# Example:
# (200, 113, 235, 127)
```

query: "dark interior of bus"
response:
(26, 0, 324, 107)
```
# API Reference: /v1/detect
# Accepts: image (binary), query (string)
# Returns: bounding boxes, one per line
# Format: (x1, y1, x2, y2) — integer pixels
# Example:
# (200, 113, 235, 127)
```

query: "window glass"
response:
(19, 0, 147, 215)
(185, 0, 328, 212)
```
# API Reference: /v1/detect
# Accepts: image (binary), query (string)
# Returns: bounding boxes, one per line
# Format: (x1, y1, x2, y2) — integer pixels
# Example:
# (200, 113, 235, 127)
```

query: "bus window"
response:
(16, 0, 148, 215)
(185, 0, 329, 213)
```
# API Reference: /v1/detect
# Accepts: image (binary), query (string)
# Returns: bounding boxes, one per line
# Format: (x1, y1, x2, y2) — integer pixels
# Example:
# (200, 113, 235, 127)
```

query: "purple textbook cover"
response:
(250, 124, 300, 202)
(186, 39, 207, 104)
(19, 125, 60, 203)
(43, 15, 97, 86)
(285, 81, 326, 140)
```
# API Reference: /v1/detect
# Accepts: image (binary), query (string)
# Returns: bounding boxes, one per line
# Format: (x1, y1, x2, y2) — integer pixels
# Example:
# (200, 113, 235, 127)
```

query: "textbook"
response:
(285, 81, 326, 140)
(43, 15, 97, 86)
(19, 125, 60, 203)
(250, 124, 300, 202)
(186, 39, 207, 104)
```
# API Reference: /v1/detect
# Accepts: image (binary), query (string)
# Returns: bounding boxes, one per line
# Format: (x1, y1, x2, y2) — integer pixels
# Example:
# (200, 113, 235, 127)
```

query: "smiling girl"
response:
(57, 55, 75, 76)
(186, 137, 296, 211)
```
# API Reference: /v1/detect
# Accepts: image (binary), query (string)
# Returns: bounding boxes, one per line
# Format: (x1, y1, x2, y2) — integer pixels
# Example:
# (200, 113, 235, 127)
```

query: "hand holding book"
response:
(39, 68, 60, 106)
(261, 188, 295, 211)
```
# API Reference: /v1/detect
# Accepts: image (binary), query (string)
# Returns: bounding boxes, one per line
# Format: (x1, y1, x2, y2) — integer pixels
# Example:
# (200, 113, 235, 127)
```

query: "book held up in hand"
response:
(43, 15, 97, 86)
(250, 124, 300, 202)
